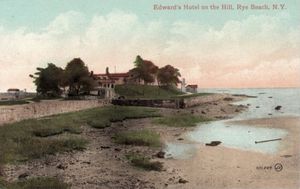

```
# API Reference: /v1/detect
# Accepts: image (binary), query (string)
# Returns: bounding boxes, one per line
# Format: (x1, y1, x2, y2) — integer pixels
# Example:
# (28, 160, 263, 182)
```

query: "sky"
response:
(0, 0, 299, 91)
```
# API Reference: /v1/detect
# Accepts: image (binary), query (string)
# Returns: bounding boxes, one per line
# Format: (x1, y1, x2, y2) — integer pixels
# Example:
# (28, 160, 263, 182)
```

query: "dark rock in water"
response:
(256, 106, 260, 108)
(177, 138, 184, 141)
(235, 109, 240, 112)
(275, 106, 282, 110)
(223, 97, 233, 101)
(18, 173, 29, 180)
(268, 113, 272, 115)
(247, 104, 251, 106)
(179, 178, 188, 184)
(206, 141, 222, 146)
(156, 151, 165, 158)
(201, 110, 206, 114)
(268, 96, 273, 98)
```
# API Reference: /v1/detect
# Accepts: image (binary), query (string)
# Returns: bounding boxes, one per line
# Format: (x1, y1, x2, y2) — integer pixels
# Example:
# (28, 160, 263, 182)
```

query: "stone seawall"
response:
(112, 94, 227, 109)
(112, 99, 184, 108)
(0, 99, 106, 125)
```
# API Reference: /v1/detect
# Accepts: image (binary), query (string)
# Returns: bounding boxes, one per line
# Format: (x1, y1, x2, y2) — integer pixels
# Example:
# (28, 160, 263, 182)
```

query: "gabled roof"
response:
(7, 88, 20, 92)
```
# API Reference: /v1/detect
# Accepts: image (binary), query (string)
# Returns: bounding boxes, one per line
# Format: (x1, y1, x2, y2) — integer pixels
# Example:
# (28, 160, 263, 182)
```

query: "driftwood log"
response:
(255, 138, 282, 144)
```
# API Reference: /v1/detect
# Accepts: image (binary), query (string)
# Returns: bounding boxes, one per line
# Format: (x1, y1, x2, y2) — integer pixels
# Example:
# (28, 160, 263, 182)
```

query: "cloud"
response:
(0, 11, 299, 91)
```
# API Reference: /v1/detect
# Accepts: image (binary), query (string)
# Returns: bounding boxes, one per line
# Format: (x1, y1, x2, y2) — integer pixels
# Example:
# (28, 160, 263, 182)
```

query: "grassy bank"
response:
(0, 106, 160, 164)
(115, 84, 184, 99)
(126, 153, 163, 171)
(173, 92, 213, 99)
(0, 105, 161, 187)
(0, 100, 30, 106)
(114, 130, 161, 147)
(153, 114, 212, 127)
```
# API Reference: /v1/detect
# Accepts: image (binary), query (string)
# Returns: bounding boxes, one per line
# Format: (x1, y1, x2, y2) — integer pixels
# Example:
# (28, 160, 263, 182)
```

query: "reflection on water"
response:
(188, 121, 287, 154)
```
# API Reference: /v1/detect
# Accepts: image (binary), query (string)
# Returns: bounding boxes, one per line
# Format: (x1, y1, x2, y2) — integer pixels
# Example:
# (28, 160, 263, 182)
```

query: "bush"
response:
(126, 153, 163, 171)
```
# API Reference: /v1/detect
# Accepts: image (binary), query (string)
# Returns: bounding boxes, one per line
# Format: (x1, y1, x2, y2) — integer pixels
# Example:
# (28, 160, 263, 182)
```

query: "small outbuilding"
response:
(186, 84, 198, 93)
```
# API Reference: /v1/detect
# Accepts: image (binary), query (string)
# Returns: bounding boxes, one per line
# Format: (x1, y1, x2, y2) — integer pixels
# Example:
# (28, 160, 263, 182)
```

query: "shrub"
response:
(114, 130, 161, 147)
(126, 153, 163, 171)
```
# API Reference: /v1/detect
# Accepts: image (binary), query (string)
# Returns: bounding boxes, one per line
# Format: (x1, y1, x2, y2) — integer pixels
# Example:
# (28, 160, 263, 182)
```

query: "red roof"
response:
(186, 85, 198, 89)
(94, 73, 129, 77)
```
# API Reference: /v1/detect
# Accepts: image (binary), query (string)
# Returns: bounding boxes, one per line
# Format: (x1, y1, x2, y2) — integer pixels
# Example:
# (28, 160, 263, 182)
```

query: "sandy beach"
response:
(161, 116, 300, 189)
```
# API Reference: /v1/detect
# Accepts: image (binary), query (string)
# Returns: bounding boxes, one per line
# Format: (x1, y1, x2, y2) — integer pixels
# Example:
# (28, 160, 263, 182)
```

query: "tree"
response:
(64, 58, 95, 95)
(129, 55, 158, 84)
(157, 65, 181, 86)
(30, 63, 64, 97)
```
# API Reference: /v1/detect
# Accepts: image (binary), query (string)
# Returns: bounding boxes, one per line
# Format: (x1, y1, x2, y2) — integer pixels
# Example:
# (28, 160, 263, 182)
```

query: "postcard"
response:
(0, 0, 299, 188)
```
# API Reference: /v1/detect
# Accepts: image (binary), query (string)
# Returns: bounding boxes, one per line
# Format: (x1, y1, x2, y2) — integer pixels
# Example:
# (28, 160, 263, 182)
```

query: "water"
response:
(188, 121, 287, 154)
(164, 143, 199, 159)
(165, 88, 300, 159)
(202, 88, 300, 119)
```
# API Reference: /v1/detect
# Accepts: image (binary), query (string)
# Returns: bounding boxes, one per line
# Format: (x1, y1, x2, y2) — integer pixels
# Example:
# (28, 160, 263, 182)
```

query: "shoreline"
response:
(1, 93, 247, 188)
(161, 116, 300, 189)
(2, 93, 299, 188)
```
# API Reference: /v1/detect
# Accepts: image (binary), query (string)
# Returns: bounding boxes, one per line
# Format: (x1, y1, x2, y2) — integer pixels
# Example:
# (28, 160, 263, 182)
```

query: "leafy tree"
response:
(29, 63, 64, 97)
(64, 58, 95, 95)
(129, 55, 158, 84)
(157, 65, 181, 86)
(134, 55, 143, 67)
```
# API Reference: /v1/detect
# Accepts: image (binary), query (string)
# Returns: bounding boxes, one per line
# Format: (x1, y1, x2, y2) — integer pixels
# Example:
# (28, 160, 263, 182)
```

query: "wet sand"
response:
(163, 116, 300, 189)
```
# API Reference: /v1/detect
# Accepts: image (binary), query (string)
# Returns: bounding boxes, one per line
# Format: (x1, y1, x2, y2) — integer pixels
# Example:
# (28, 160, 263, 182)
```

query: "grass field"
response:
(0, 105, 161, 187)
(0, 106, 160, 164)
(115, 84, 184, 99)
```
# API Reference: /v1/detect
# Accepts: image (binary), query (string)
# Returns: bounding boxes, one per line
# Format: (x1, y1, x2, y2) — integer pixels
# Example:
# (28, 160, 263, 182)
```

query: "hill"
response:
(114, 84, 184, 99)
